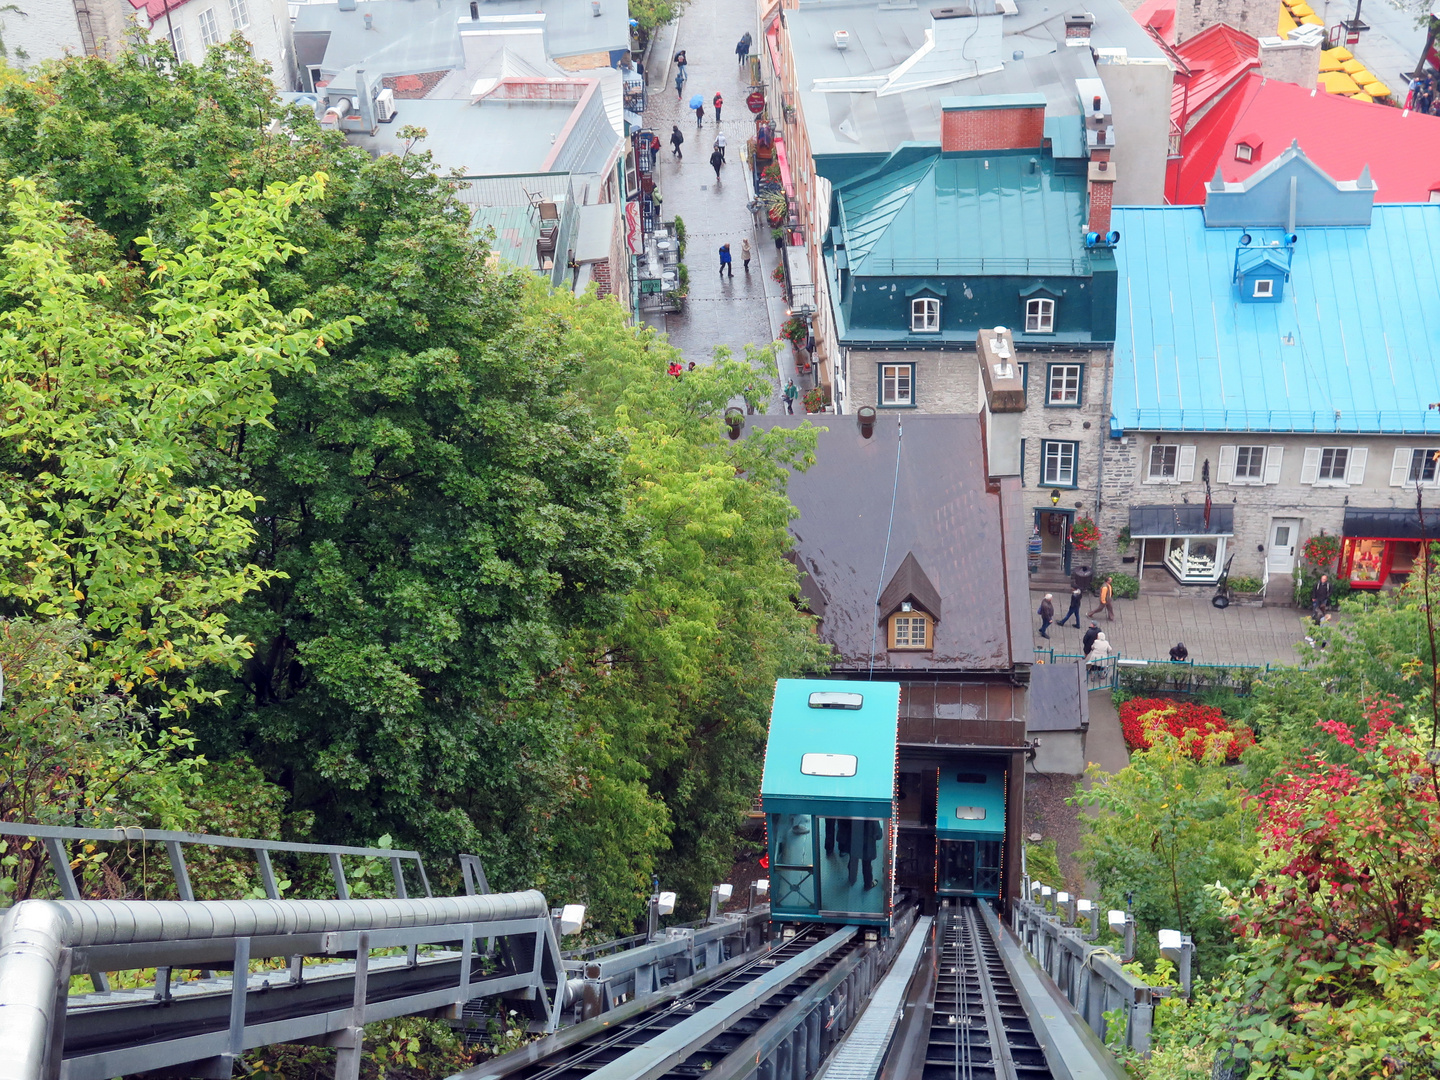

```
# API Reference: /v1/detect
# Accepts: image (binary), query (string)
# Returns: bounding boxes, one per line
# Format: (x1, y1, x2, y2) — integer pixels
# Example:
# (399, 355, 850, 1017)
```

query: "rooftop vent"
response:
(834, 29, 850, 49)
(930, 4, 977, 18)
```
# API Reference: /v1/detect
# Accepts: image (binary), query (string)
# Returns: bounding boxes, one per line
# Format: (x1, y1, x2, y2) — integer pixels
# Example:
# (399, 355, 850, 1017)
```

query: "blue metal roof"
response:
(761, 680, 900, 812)
(1112, 204, 1440, 434)
(836, 149, 1090, 278)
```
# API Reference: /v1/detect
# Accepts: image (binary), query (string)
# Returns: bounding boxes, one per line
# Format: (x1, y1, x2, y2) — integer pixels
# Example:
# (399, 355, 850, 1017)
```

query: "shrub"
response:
(1108, 572, 1139, 599)
(1226, 575, 1262, 593)
(1118, 697, 1254, 761)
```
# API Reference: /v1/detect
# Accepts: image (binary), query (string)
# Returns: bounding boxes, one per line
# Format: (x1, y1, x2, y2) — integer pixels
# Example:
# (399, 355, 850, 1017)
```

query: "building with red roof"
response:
(1169, 74, 1440, 204)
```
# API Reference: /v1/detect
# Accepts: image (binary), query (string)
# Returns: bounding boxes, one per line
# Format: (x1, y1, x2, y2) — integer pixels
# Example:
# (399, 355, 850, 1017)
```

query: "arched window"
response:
(910, 297, 940, 332)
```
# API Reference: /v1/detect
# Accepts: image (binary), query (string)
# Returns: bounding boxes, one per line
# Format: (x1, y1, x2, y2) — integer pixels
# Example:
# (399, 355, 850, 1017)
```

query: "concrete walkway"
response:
(1030, 589, 1309, 667)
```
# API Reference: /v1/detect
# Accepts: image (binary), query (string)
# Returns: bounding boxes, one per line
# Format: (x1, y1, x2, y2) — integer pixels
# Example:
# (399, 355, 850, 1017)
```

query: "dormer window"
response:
(1252, 279, 1273, 298)
(1235, 143, 1254, 162)
(888, 609, 931, 649)
(1025, 297, 1055, 334)
(910, 297, 940, 333)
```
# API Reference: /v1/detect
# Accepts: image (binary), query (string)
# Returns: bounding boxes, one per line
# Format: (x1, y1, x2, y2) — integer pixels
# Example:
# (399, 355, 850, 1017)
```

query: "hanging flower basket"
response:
(1302, 533, 1340, 570)
(1071, 516, 1101, 552)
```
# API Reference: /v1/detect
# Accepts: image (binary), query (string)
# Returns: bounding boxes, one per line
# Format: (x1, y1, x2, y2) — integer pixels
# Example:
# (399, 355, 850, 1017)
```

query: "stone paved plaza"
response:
(1030, 588, 1311, 667)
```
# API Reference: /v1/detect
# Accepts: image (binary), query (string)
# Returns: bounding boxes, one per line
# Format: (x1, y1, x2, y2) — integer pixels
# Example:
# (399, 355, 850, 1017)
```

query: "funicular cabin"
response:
(935, 762, 1007, 899)
(761, 679, 901, 934)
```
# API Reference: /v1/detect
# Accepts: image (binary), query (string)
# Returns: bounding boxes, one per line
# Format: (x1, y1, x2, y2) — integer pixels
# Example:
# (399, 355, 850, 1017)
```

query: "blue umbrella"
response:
(689, 93, 703, 109)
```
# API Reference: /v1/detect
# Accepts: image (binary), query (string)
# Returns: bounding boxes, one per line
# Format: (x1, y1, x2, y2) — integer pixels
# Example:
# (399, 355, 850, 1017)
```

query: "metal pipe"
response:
(0, 891, 548, 1080)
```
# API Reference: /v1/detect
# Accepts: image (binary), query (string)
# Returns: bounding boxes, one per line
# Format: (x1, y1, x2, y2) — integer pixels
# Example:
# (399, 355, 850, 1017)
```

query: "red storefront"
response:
(1340, 507, 1440, 590)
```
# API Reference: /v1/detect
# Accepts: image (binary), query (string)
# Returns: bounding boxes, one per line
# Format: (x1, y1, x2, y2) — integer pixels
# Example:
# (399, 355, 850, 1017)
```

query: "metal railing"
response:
(0, 891, 566, 1080)
(1010, 896, 1161, 1055)
(1033, 651, 1274, 695)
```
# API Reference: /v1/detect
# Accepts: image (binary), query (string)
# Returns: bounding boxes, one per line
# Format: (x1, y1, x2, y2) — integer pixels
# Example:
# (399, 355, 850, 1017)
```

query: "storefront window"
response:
(1347, 538, 1386, 586)
(1163, 536, 1226, 582)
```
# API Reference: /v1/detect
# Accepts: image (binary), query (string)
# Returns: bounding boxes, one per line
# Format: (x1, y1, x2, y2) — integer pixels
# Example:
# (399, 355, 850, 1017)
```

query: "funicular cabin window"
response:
(800, 753, 858, 776)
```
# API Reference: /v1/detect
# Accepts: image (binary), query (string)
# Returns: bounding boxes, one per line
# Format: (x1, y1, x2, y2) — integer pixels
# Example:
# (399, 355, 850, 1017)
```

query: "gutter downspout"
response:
(0, 901, 69, 1080)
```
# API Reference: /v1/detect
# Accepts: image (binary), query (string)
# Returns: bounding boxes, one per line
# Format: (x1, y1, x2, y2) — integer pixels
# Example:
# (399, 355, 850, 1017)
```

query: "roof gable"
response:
(1204, 140, 1375, 228)
(878, 552, 943, 622)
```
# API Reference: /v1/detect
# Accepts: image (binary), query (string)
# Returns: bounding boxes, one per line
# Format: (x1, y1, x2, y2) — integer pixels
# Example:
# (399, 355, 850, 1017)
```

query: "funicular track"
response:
(468, 925, 868, 1080)
(922, 902, 1052, 1080)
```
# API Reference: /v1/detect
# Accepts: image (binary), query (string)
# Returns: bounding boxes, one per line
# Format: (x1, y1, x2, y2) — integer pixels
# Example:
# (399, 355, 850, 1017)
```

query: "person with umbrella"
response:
(689, 93, 704, 128)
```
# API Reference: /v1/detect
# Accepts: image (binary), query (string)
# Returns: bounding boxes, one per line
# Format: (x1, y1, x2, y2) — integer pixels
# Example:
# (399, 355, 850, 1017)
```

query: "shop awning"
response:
(1343, 507, 1440, 540)
(1128, 505, 1233, 537)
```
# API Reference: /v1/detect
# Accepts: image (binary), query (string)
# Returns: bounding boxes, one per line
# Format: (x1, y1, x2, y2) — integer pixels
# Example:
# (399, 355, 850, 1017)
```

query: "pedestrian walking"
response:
(710, 146, 724, 180)
(1168, 642, 1189, 662)
(741, 237, 751, 272)
(1085, 632, 1112, 677)
(713, 92, 723, 123)
(668, 362, 682, 378)
(674, 49, 687, 75)
(687, 361, 696, 372)
(670, 125, 684, 158)
(714, 131, 727, 161)
(1081, 621, 1100, 656)
(1056, 586, 1083, 628)
(695, 103, 704, 128)
(1087, 576, 1115, 621)
(719, 242, 733, 278)
(1037, 593, 1054, 639)
(1311, 573, 1331, 623)
(675, 69, 685, 99)
(736, 32, 751, 65)
(784, 379, 798, 413)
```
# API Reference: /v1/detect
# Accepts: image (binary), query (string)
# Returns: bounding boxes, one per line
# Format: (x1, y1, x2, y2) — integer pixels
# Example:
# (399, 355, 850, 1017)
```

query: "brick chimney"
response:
(979, 326, 1025, 480)
(1087, 149, 1114, 234)
(941, 93, 1046, 153)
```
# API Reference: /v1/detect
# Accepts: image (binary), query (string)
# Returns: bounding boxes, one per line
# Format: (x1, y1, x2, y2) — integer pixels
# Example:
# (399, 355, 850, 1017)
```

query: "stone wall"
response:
(1175, 0, 1281, 45)
(1097, 431, 1438, 584)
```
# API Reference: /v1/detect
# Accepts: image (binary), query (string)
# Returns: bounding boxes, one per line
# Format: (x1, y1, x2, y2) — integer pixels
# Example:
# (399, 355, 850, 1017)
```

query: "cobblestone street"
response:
(639, 0, 802, 413)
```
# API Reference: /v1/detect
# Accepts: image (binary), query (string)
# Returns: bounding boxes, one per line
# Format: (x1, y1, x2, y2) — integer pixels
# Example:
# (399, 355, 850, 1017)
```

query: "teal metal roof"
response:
(761, 679, 900, 810)
(937, 763, 1006, 837)
(836, 149, 1089, 278)
(1112, 204, 1440, 433)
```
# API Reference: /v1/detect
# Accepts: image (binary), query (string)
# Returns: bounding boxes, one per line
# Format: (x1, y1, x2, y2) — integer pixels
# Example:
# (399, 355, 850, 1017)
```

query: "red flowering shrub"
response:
(1118, 697, 1255, 761)
(1245, 696, 1438, 949)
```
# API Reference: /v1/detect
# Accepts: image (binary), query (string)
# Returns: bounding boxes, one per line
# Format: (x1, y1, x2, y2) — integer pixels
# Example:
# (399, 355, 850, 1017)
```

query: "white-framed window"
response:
(879, 363, 914, 407)
(1252, 279, 1273, 298)
(1046, 363, 1081, 407)
(169, 26, 189, 63)
(228, 0, 250, 28)
(1146, 443, 1195, 484)
(1219, 444, 1282, 485)
(1391, 447, 1440, 486)
(1041, 440, 1078, 488)
(1025, 297, 1055, 333)
(1301, 446, 1367, 486)
(1235, 143, 1253, 162)
(197, 7, 221, 46)
(910, 297, 939, 333)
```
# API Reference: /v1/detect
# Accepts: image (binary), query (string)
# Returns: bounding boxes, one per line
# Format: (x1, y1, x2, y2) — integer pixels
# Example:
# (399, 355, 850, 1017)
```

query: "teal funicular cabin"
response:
(935, 762, 1007, 898)
(761, 679, 901, 930)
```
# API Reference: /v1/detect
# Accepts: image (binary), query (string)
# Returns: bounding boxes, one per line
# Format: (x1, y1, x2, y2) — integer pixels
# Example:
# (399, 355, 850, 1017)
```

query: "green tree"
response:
(542, 287, 830, 913)
(0, 176, 355, 709)
(1072, 722, 1257, 975)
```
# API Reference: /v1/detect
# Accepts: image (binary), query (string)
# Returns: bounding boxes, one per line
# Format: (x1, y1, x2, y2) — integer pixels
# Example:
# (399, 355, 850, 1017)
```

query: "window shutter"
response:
(1300, 447, 1321, 484)
(1264, 446, 1284, 484)
(1346, 446, 1368, 485)
(1178, 444, 1196, 482)
(1391, 448, 1411, 487)
(1217, 445, 1236, 484)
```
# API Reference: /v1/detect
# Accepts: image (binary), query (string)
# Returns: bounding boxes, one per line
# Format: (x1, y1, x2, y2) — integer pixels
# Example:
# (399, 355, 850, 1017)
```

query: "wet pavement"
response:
(640, 0, 803, 413)
(1030, 588, 1308, 667)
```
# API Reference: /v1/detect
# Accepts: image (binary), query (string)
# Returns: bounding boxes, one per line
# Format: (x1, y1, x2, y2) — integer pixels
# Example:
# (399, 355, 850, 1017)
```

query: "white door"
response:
(1267, 518, 1300, 574)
